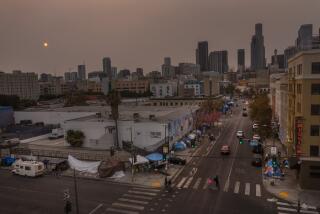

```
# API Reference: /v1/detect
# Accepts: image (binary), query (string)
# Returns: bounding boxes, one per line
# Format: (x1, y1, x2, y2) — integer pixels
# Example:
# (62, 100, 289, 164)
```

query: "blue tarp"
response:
(1, 156, 16, 166)
(145, 153, 163, 161)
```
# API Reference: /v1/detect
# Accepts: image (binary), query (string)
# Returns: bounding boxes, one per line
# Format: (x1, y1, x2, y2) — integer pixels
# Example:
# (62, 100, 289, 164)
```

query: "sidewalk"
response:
(263, 139, 320, 207)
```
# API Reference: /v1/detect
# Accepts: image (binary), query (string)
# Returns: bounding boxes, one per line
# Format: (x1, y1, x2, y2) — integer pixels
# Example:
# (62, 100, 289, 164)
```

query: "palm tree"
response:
(106, 90, 121, 149)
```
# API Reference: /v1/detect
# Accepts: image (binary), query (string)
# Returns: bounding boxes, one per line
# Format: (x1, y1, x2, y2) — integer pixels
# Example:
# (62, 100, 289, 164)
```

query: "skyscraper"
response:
(237, 49, 245, 72)
(77, 64, 86, 80)
(102, 57, 112, 79)
(208, 50, 228, 73)
(251, 23, 266, 70)
(197, 41, 209, 72)
(296, 24, 313, 50)
(162, 57, 175, 78)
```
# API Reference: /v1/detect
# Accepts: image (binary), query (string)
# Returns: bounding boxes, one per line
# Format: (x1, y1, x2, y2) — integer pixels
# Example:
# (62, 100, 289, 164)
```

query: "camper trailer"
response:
(12, 159, 45, 177)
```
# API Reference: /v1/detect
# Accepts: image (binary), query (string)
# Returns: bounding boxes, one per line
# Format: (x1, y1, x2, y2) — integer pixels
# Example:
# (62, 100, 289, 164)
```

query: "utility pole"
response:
(73, 169, 79, 214)
(130, 127, 135, 182)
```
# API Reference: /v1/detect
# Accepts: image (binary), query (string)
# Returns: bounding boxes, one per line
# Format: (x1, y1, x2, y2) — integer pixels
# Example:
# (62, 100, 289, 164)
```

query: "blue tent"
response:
(174, 141, 186, 151)
(145, 153, 163, 161)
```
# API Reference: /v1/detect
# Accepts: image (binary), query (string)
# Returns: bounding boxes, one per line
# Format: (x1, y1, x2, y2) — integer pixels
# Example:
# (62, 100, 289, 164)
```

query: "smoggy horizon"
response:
(0, 0, 319, 75)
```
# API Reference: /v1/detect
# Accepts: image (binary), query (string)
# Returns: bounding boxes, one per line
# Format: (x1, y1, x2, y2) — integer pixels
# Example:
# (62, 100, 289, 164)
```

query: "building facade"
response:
(161, 57, 175, 78)
(150, 81, 178, 98)
(209, 50, 229, 73)
(184, 80, 203, 97)
(0, 70, 39, 100)
(115, 80, 150, 94)
(287, 49, 320, 157)
(77, 64, 86, 80)
(237, 49, 245, 72)
(251, 23, 266, 70)
(196, 41, 209, 72)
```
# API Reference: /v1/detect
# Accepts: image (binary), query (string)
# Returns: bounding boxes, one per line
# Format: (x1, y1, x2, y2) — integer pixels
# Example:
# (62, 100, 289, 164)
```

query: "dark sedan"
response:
(168, 157, 186, 165)
(252, 154, 263, 167)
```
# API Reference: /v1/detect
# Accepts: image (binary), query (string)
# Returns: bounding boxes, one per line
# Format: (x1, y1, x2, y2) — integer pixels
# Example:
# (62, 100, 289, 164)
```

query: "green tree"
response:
(66, 130, 85, 147)
(249, 94, 272, 139)
(106, 90, 121, 149)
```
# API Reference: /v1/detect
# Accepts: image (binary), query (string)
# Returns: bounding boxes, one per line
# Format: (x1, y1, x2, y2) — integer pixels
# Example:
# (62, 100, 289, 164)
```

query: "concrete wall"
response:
(299, 159, 320, 190)
(14, 111, 95, 125)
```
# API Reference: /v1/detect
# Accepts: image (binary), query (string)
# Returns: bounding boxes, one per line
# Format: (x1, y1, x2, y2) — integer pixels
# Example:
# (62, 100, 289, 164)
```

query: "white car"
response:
(252, 123, 259, 129)
(253, 134, 261, 141)
(236, 131, 244, 138)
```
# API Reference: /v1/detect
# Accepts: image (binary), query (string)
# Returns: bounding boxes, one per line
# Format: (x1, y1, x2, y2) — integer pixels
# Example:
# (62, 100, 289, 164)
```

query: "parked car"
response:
(220, 145, 231, 155)
(252, 123, 259, 129)
(168, 157, 186, 165)
(252, 144, 263, 154)
(236, 130, 244, 138)
(252, 154, 263, 167)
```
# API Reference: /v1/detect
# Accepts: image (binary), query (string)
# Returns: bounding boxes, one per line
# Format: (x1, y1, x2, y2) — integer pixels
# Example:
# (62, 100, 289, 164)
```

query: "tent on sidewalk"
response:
(129, 155, 149, 165)
(145, 153, 163, 162)
(173, 141, 187, 151)
(68, 155, 101, 174)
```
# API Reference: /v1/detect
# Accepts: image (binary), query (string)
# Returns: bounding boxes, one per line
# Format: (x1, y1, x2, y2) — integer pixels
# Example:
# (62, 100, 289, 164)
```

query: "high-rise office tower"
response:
(111, 67, 117, 79)
(251, 23, 266, 70)
(296, 24, 313, 50)
(162, 57, 175, 78)
(164, 57, 171, 66)
(209, 50, 228, 73)
(136, 68, 144, 77)
(237, 49, 245, 72)
(197, 41, 209, 72)
(102, 57, 112, 79)
(77, 64, 86, 80)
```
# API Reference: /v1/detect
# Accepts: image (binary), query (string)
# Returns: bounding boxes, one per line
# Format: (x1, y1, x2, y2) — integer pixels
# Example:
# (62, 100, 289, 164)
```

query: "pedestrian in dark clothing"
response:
(214, 175, 220, 190)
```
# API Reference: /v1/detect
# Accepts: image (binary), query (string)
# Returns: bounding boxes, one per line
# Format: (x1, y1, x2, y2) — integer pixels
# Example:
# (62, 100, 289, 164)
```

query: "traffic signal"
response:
(239, 139, 244, 144)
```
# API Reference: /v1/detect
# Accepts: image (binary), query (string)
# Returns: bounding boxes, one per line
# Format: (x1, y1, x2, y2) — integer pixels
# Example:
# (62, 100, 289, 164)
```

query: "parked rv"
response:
(11, 159, 45, 177)
(49, 128, 64, 140)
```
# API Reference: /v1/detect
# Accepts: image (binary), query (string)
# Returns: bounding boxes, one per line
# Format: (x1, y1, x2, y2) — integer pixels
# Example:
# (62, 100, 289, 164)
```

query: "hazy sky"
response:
(0, 0, 319, 75)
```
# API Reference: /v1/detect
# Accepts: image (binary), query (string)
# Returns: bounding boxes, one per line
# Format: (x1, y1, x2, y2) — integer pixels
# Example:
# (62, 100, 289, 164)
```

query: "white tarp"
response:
(129, 155, 149, 165)
(188, 133, 196, 140)
(110, 171, 125, 179)
(68, 155, 101, 174)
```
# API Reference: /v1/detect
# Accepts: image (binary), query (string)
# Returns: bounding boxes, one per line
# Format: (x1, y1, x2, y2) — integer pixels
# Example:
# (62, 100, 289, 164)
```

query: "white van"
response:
(12, 159, 45, 177)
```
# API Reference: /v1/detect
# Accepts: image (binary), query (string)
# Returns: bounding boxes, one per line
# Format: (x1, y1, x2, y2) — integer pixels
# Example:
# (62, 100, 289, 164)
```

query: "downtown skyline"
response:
(0, 0, 320, 75)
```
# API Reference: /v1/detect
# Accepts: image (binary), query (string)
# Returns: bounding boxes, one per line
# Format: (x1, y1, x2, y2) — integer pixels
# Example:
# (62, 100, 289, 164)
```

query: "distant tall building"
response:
(251, 23, 266, 70)
(284, 46, 298, 68)
(77, 64, 86, 80)
(0, 70, 39, 100)
(209, 50, 228, 73)
(64, 71, 78, 82)
(178, 63, 200, 75)
(39, 73, 53, 82)
(162, 57, 175, 78)
(136, 68, 144, 77)
(296, 24, 313, 50)
(197, 41, 209, 71)
(118, 69, 131, 79)
(102, 57, 112, 79)
(237, 49, 245, 72)
(111, 67, 117, 79)
(271, 50, 285, 69)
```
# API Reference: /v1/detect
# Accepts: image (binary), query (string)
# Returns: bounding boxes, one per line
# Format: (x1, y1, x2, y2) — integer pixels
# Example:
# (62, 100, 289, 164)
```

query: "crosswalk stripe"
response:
(176, 177, 187, 189)
(122, 194, 153, 200)
(277, 206, 297, 212)
(193, 178, 202, 189)
(183, 177, 194, 188)
(256, 184, 261, 197)
(203, 179, 209, 189)
(244, 183, 250, 195)
(234, 181, 240, 194)
(132, 187, 160, 192)
(118, 198, 149, 205)
(106, 208, 139, 214)
(112, 202, 144, 211)
(300, 210, 319, 214)
(277, 202, 291, 207)
(128, 190, 157, 196)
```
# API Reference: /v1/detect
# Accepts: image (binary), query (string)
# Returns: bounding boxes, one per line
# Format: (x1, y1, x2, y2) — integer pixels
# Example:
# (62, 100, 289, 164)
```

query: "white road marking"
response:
(244, 183, 250, 196)
(300, 210, 319, 214)
(122, 194, 153, 200)
(106, 208, 139, 214)
(277, 202, 291, 206)
(118, 198, 149, 205)
(277, 206, 297, 212)
(183, 177, 194, 188)
(127, 190, 157, 196)
(193, 178, 202, 189)
(112, 202, 144, 211)
(234, 181, 240, 194)
(89, 203, 104, 214)
(176, 177, 187, 189)
(256, 184, 261, 197)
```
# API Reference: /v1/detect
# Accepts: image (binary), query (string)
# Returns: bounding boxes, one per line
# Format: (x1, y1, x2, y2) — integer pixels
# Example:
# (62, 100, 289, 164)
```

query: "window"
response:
(310, 145, 319, 157)
(311, 84, 320, 95)
(310, 125, 320, 136)
(311, 104, 320, 115)
(150, 131, 161, 138)
(312, 62, 320, 74)
(297, 64, 302, 75)
(297, 84, 302, 94)
(297, 102, 301, 113)
(25, 166, 31, 171)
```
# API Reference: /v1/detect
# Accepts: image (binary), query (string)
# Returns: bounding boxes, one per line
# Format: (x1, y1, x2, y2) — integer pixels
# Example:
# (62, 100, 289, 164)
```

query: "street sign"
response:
(270, 147, 277, 155)
(63, 189, 70, 201)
